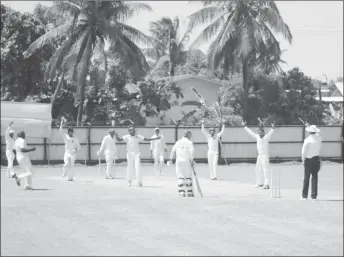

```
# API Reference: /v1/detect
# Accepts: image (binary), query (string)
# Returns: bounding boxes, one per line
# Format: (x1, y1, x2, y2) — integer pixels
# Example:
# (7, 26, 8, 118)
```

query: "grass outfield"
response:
(1, 162, 343, 256)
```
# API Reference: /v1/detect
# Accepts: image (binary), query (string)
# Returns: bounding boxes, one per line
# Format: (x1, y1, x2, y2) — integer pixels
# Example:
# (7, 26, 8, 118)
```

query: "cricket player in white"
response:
(242, 121, 275, 189)
(12, 131, 36, 190)
(5, 121, 16, 178)
(168, 130, 195, 197)
(201, 119, 225, 180)
(97, 129, 117, 179)
(115, 126, 160, 187)
(150, 127, 167, 175)
(59, 118, 81, 181)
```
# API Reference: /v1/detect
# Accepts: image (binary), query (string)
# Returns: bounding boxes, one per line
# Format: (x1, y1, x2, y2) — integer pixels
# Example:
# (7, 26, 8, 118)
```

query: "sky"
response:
(2, 1, 343, 81)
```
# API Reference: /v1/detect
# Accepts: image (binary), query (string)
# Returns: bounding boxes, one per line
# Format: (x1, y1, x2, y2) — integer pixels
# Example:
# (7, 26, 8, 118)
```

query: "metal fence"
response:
(1, 125, 343, 165)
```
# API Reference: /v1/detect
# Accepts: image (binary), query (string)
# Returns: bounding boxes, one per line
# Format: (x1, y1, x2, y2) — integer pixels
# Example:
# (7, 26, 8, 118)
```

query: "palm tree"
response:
(144, 16, 204, 78)
(24, 1, 153, 125)
(188, 0, 292, 121)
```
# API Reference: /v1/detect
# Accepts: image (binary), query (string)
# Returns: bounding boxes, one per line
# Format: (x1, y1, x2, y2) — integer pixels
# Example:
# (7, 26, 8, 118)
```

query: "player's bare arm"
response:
(59, 117, 66, 134)
(20, 146, 36, 153)
(114, 133, 124, 142)
(143, 136, 161, 142)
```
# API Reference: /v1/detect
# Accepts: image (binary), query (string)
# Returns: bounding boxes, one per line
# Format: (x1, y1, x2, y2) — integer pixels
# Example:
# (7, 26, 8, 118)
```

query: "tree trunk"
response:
(169, 59, 175, 77)
(242, 59, 249, 122)
(76, 34, 93, 126)
(51, 72, 64, 109)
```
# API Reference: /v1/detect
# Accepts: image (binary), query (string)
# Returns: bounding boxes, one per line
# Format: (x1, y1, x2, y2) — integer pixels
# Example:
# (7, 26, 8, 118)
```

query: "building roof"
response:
(315, 96, 343, 102)
(335, 82, 343, 96)
(158, 75, 223, 87)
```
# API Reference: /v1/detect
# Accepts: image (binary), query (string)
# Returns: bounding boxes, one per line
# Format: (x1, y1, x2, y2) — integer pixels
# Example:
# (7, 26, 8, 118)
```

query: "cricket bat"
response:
(190, 161, 203, 197)
(258, 117, 264, 125)
(298, 117, 306, 125)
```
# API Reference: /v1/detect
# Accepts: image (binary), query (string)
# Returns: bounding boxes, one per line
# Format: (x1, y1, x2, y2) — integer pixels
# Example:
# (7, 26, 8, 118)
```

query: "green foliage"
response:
(1, 4, 53, 99)
(24, 1, 153, 125)
(217, 67, 326, 125)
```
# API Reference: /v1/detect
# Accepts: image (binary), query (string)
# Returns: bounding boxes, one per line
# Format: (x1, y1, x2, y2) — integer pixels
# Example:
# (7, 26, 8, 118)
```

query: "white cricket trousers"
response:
(153, 150, 164, 174)
(105, 154, 116, 179)
(255, 154, 270, 186)
(207, 150, 219, 179)
(6, 150, 15, 177)
(126, 152, 141, 183)
(16, 156, 34, 187)
(63, 152, 76, 180)
(176, 159, 194, 197)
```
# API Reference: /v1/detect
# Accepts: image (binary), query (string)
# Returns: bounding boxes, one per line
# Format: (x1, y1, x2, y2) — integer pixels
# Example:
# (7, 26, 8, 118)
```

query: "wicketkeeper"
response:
(168, 130, 195, 197)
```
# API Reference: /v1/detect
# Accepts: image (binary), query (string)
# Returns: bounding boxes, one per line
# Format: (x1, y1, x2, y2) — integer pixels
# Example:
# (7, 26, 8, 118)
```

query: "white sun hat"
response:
(306, 125, 320, 133)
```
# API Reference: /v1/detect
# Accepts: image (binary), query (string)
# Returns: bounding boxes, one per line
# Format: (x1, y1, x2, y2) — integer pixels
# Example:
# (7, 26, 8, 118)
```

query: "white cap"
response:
(306, 125, 320, 133)
(9, 129, 15, 134)
(154, 127, 159, 131)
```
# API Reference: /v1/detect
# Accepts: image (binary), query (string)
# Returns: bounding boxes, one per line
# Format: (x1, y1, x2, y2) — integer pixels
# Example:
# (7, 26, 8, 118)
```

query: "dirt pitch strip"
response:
(1, 162, 343, 256)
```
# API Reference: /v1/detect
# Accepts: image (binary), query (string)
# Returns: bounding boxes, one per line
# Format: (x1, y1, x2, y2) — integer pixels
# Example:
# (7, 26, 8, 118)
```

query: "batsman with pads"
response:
(168, 130, 196, 197)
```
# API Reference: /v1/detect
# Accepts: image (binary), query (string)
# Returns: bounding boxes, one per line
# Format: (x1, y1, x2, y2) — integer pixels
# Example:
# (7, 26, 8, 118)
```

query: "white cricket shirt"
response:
(59, 128, 81, 154)
(170, 137, 194, 162)
(150, 134, 166, 153)
(99, 134, 117, 156)
(123, 134, 144, 153)
(5, 127, 15, 151)
(14, 137, 28, 159)
(244, 126, 274, 155)
(302, 134, 322, 160)
(202, 124, 225, 153)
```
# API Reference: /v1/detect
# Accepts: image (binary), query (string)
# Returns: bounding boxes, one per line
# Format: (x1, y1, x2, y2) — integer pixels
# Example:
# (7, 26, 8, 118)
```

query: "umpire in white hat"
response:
(301, 124, 322, 200)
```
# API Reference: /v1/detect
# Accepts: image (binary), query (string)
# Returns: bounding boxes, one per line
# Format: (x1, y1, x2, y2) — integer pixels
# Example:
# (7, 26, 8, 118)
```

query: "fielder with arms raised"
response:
(201, 119, 225, 180)
(115, 126, 160, 187)
(97, 129, 117, 179)
(242, 121, 275, 189)
(168, 130, 195, 197)
(5, 121, 16, 178)
(150, 127, 167, 175)
(12, 131, 36, 190)
(59, 117, 81, 181)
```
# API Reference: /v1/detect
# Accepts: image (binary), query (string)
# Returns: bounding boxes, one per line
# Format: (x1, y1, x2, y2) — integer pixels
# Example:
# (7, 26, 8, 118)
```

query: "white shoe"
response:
(138, 182, 142, 187)
(68, 178, 73, 181)
(128, 180, 132, 187)
(300, 197, 307, 200)
(24, 185, 33, 190)
(254, 184, 264, 188)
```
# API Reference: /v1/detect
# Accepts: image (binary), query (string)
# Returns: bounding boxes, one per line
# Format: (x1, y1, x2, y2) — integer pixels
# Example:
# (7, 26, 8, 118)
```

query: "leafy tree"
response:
(1, 4, 53, 99)
(136, 78, 183, 122)
(187, 0, 292, 121)
(24, 1, 153, 125)
(145, 16, 205, 78)
(281, 67, 325, 125)
(216, 67, 325, 125)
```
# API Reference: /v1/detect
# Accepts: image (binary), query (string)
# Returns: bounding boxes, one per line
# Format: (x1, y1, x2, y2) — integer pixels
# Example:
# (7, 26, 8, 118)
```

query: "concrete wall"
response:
(1, 126, 342, 163)
(147, 77, 222, 125)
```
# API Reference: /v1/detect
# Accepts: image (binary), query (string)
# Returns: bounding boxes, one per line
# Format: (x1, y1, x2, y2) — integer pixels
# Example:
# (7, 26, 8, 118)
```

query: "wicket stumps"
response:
(271, 168, 281, 198)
